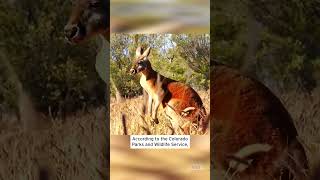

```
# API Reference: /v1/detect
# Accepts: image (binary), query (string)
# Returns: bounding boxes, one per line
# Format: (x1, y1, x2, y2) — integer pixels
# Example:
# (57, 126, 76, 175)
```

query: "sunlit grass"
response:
(110, 90, 210, 135)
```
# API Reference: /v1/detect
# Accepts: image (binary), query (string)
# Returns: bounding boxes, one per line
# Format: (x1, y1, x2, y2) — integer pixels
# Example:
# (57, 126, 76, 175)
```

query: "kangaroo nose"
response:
(64, 25, 79, 39)
(130, 69, 136, 75)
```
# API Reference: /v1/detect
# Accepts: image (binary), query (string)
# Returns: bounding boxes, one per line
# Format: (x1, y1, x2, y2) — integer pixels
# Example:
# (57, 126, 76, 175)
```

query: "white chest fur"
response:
(140, 74, 153, 95)
(140, 74, 166, 104)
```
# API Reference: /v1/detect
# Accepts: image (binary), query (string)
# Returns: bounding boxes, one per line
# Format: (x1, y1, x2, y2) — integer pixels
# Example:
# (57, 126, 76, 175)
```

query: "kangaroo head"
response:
(130, 46, 152, 75)
(64, 0, 109, 43)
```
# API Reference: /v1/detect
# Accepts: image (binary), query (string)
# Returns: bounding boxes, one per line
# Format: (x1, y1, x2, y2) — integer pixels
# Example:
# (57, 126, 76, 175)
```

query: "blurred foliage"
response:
(212, 0, 320, 93)
(110, 0, 209, 33)
(0, 0, 105, 115)
(110, 34, 210, 98)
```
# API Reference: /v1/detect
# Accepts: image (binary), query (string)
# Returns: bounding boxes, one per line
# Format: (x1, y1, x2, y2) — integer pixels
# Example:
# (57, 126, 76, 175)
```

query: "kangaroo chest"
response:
(140, 75, 160, 99)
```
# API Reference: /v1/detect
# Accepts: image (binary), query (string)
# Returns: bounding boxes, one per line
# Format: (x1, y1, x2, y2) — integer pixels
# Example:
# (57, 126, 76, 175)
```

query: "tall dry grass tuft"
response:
(122, 113, 127, 135)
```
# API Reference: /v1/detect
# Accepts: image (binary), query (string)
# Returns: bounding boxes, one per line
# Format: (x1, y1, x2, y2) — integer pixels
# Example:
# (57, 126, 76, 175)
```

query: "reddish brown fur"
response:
(145, 72, 205, 120)
(164, 82, 205, 120)
(211, 63, 308, 179)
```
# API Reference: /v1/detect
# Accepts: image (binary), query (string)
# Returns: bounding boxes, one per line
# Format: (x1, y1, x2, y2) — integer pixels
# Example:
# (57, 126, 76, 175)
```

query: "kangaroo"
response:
(130, 46, 208, 134)
(64, 0, 110, 84)
(64, 0, 109, 43)
(212, 62, 309, 179)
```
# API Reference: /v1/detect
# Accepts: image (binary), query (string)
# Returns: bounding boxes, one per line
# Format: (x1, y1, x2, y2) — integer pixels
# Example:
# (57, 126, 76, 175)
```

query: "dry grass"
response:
(1, 87, 319, 179)
(282, 90, 320, 177)
(110, 90, 210, 135)
(0, 107, 108, 180)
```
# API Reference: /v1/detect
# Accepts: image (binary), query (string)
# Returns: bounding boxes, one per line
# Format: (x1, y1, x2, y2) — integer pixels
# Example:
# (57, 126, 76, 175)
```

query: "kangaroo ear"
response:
(142, 47, 151, 57)
(136, 46, 143, 57)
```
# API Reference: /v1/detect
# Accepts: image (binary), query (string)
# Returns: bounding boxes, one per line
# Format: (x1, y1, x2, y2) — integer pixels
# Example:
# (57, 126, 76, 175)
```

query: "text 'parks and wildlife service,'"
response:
(130, 135, 190, 149)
